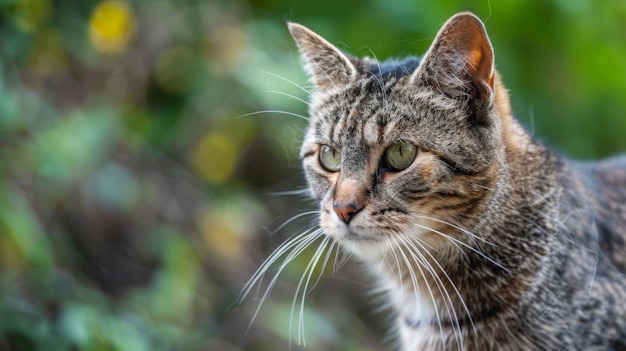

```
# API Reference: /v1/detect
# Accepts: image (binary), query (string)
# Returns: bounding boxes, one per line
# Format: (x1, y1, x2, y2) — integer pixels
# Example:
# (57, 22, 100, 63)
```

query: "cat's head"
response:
(290, 13, 516, 256)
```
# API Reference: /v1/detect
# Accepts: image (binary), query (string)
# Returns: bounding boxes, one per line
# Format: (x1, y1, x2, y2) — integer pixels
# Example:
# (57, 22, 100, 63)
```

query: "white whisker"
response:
(410, 236, 474, 349)
(309, 240, 338, 292)
(333, 246, 352, 274)
(234, 110, 309, 121)
(394, 235, 446, 345)
(270, 210, 319, 235)
(267, 188, 311, 197)
(256, 68, 313, 96)
(263, 90, 313, 106)
(413, 212, 498, 247)
(366, 49, 389, 111)
(383, 236, 406, 300)
(240, 228, 325, 331)
(289, 235, 331, 346)
(412, 221, 508, 272)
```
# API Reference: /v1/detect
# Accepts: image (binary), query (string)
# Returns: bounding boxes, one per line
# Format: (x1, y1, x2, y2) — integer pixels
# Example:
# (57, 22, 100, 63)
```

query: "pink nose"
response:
(333, 203, 362, 224)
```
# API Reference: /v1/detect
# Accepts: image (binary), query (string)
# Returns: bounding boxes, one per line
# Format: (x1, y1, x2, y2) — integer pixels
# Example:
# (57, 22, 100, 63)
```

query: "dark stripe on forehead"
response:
(330, 112, 345, 145)
(377, 119, 387, 144)
(317, 74, 401, 146)
(345, 111, 364, 140)
(327, 81, 370, 145)
(323, 102, 348, 145)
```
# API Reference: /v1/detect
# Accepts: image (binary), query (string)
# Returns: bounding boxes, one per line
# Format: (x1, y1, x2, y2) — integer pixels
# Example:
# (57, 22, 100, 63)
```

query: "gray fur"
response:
(288, 12, 626, 350)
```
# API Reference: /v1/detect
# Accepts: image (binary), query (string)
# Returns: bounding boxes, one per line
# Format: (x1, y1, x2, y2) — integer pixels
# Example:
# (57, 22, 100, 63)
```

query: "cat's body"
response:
(269, 13, 626, 350)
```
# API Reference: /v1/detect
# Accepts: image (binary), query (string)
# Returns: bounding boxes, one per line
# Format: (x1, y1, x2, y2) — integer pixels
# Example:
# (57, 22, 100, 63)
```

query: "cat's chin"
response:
(334, 235, 388, 259)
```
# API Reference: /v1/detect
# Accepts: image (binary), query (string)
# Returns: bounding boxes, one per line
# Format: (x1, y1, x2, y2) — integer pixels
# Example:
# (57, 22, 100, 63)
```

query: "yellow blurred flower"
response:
(190, 119, 257, 184)
(88, 0, 136, 54)
(198, 207, 244, 261)
(191, 131, 239, 184)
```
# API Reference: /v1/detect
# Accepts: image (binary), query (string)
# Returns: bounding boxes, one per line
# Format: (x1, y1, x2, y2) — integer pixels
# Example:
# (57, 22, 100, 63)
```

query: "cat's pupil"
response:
(384, 143, 417, 171)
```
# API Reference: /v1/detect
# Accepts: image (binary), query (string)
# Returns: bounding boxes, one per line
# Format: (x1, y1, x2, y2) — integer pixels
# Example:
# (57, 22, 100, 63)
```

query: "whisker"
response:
(383, 236, 406, 300)
(412, 221, 508, 272)
(270, 210, 320, 235)
(394, 235, 446, 344)
(241, 228, 324, 331)
(256, 68, 313, 96)
(262, 90, 313, 107)
(333, 246, 352, 274)
(238, 231, 309, 303)
(289, 235, 331, 346)
(233, 110, 309, 121)
(252, 68, 336, 127)
(266, 188, 311, 197)
(365, 49, 388, 110)
(299, 236, 332, 345)
(413, 213, 498, 247)
(410, 237, 473, 349)
(308, 240, 338, 293)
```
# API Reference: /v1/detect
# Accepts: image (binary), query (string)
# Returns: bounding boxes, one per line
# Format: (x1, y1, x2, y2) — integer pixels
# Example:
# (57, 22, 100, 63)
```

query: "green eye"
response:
(385, 143, 417, 171)
(319, 145, 341, 172)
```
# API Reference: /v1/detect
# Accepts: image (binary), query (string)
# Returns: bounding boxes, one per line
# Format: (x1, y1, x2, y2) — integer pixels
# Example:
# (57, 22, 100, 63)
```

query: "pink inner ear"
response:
(468, 48, 483, 70)
(468, 47, 495, 89)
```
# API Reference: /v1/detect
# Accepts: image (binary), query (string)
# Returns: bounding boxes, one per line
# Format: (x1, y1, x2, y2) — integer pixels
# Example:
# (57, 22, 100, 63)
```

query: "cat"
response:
(244, 12, 626, 350)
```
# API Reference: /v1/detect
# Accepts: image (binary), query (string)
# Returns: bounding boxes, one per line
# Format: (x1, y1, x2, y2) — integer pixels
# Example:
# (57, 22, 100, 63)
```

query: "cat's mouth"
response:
(320, 208, 455, 255)
(320, 218, 385, 244)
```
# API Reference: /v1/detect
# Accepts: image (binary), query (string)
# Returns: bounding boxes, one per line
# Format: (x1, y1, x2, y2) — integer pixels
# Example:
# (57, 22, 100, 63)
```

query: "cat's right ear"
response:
(288, 22, 358, 88)
(413, 12, 495, 122)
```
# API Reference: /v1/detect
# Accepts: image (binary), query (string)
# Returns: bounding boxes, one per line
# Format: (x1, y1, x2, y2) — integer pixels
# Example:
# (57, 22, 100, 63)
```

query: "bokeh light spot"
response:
(155, 46, 196, 93)
(191, 132, 239, 184)
(88, 0, 136, 54)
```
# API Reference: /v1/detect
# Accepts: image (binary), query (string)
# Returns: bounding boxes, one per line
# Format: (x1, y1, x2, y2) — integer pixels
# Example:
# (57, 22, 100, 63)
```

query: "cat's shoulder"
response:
(573, 154, 626, 189)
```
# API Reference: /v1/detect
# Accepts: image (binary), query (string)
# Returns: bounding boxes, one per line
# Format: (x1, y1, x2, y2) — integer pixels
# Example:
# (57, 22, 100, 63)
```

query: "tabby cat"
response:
(246, 12, 626, 350)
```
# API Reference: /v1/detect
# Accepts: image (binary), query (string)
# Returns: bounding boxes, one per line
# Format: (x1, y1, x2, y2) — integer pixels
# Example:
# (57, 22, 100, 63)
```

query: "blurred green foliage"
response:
(1, 0, 626, 350)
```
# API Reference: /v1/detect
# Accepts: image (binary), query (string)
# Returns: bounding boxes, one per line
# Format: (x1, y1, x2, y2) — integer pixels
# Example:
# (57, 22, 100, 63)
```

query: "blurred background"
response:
(1, 0, 626, 350)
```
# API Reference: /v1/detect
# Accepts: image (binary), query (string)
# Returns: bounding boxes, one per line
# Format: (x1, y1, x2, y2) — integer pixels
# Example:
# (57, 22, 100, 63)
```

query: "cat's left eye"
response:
(385, 143, 417, 171)
(319, 144, 341, 172)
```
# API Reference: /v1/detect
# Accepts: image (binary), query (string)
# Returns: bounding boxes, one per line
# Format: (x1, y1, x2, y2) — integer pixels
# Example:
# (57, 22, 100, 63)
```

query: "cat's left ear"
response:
(414, 12, 495, 120)
(288, 22, 358, 88)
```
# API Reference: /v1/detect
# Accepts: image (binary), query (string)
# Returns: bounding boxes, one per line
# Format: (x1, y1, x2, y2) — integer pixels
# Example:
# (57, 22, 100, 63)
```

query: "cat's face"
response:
(291, 14, 508, 257)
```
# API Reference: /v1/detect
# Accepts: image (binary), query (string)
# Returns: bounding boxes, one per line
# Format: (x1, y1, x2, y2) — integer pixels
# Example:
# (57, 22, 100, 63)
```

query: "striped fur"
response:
(288, 12, 626, 350)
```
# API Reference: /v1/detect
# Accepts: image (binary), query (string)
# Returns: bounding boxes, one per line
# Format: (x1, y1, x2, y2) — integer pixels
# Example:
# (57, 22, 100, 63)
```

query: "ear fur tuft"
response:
(288, 22, 357, 88)
(415, 12, 495, 99)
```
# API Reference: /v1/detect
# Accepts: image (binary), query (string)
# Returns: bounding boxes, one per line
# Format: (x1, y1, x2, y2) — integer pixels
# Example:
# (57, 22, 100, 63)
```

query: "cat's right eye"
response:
(319, 145, 341, 172)
(385, 143, 417, 171)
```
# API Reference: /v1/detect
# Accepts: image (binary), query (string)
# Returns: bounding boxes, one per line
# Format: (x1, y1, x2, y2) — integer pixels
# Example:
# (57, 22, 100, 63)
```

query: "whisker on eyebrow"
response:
(255, 68, 313, 97)
(233, 110, 310, 120)
(262, 90, 312, 106)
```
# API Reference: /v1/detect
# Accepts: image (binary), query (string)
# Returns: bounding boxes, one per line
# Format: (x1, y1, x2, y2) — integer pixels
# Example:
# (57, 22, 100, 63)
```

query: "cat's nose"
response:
(333, 202, 363, 224)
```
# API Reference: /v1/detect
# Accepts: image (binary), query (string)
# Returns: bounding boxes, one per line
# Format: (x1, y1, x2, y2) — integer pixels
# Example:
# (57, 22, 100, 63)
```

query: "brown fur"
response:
(285, 12, 626, 350)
